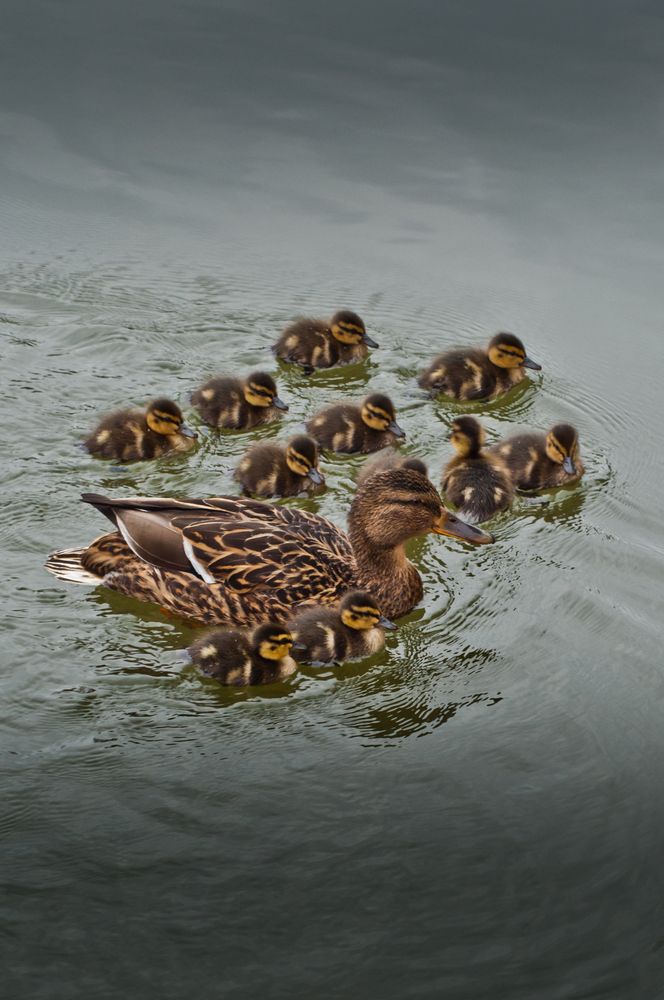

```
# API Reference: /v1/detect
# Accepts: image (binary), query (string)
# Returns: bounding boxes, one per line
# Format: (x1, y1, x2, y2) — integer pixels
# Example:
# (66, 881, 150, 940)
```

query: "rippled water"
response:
(3, 2, 664, 998)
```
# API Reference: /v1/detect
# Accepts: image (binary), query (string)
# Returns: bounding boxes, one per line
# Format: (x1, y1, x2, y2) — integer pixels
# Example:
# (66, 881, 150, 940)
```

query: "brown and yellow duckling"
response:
(191, 370, 288, 429)
(418, 332, 542, 400)
(273, 310, 378, 373)
(290, 590, 396, 665)
(306, 392, 405, 454)
(83, 398, 197, 463)
(356, 449, 428, 487)
(234, 434, 325, 497)
(441, 416, 513, 523)
(488, 423, 584, 491)
(46, 468, 493, 627)
(186, 623, 302, 686)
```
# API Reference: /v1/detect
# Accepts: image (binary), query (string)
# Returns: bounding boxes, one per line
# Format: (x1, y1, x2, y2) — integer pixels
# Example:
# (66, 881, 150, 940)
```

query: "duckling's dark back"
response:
(234, 441, 302, 497)
(191, 375, 248, 428)
(306, 402, 398, 454)
(357, 449, 428, 486)
(488, 431, 582, 490)
(187, 628, 253, 684)
(84, 408, 171, 462)
(289, 605, 349, 663)
(419, 346, 501, 400)
(274, 317, 337, 370)
(442, 455, 513, 523)
(187, 627, 296, 685)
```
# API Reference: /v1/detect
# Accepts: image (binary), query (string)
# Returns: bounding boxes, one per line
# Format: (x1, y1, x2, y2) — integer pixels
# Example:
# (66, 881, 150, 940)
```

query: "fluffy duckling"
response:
(441, 416, 513, 523)
(273, 310, 378, 373)
(290, 591, 396, 665)
(418, 332, 542, 400)
(234, 434, 325, 497)
(489, 423, 584, 491)
(356, 449, 428, 487)
(191, 371, 288, 429)
(186, 622, 302, 686)
(83, 398, 197, 463)
(306, 392, 405, 454)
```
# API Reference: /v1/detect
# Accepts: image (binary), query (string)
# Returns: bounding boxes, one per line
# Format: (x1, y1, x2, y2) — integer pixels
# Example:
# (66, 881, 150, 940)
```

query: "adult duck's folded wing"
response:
(177, 519, 355, 597)
(81, 493, 355, 598)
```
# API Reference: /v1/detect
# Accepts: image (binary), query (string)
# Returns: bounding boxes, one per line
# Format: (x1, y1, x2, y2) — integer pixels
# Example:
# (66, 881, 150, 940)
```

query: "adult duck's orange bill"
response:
(432, 511, 494, 544)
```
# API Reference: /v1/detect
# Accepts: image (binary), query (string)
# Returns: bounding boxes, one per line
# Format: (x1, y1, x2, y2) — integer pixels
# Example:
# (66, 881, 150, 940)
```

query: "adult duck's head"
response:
(348, 468, 494, 550)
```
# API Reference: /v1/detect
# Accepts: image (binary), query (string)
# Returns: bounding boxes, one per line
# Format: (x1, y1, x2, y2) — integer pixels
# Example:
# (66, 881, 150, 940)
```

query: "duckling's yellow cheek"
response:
(200, 388, 215, 401)
(96, 430, 110, 445)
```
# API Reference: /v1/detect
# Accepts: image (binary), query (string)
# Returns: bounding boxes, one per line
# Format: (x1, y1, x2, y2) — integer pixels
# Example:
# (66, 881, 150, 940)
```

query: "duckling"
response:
(418, 332, 542, 401)
(441, 416, 513, 523)
(186, 622, 302, 685)
(488, 423, 584, 491)
(356, 449, 428, 487)
(306, 392, 405, 454)
(191, 371, 288, 429)
(83, 398, 197, 463)
(234, 434, 325, 497)
(273, 310, 378, 372)
(290, 591, 396, 665)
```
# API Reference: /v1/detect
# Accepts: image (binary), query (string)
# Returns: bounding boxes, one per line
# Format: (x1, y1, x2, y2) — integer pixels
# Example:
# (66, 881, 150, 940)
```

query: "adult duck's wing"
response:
(81, 493, 233, 574)
(178, 515, 354, 597)
(81, 493, 355, 598)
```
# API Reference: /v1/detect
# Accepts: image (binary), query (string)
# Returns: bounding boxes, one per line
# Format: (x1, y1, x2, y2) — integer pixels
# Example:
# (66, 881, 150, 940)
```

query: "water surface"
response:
(2, 2, 664, 998)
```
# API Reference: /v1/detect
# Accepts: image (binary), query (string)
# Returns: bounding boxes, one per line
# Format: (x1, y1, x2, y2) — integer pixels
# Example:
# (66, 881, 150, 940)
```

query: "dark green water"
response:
(2, 2, 664, 997)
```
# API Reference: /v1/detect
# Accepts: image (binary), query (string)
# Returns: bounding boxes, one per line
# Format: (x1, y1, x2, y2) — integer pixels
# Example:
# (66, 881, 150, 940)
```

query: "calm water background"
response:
(2, 2, 664, 997)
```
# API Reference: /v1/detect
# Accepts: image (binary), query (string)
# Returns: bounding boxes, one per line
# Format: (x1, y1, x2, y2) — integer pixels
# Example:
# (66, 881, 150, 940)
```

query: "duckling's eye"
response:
(365, 406, 390, 423)
(497, 346, 524, 360)
(287, 449, 311, 472)
(249, 383, 272, 398)
(351, 605, 379, 619)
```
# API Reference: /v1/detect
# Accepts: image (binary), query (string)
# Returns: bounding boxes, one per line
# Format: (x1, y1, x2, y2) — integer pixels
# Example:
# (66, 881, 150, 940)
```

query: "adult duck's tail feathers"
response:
(45, 547, 100, 586)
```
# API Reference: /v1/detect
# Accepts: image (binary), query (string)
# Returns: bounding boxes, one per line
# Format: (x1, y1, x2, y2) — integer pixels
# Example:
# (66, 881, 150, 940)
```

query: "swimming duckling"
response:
(290, 591, 396, 665)
(191, 371, 288, 429)
(186, 622, 302, 685)
(234, 434, 325, 497)
(83, 398, 197, 463)
(441, 416, 513, 523)
(356, 449, 428, 487)
(273, 310, 378, 372)
(488, 423, 584, 491)
(306, 392, 405, 454)
(418, 332, 542, 400)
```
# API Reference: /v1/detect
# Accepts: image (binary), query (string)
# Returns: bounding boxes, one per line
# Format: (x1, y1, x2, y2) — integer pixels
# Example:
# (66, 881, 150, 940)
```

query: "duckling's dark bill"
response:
(522, 356, 542, 370)
(308, 468, 324, 484)
(379, 615, 398, 630)
(388, 421, 406, 438)
(273, 397, 289, 411)
(363, 334, 379, 348)
(181, 425, 198, 438)
(432, 515, 494, 544)
(563, 456, 576, 474)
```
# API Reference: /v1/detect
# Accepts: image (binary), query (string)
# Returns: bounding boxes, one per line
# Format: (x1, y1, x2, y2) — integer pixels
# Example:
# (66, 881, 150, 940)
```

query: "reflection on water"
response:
(3, 0, 664, 998)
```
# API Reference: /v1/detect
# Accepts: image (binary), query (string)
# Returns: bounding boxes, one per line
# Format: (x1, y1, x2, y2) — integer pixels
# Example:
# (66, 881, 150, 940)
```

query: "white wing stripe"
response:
(182, 537, 217, 584)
